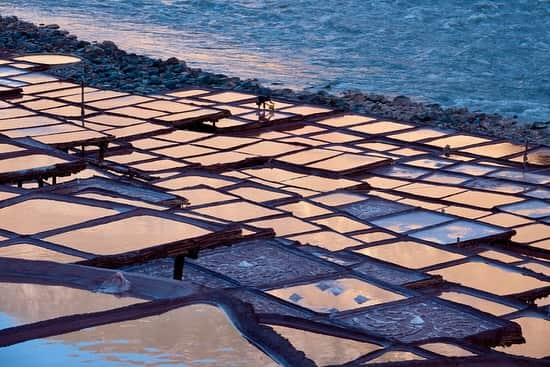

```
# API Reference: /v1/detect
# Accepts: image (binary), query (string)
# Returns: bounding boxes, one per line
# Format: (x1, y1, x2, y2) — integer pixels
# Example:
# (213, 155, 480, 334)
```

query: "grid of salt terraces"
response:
(0, 57, 549, 366)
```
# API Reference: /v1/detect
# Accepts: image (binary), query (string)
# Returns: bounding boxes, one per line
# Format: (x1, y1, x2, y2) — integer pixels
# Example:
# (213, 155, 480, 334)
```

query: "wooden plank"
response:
(77, 225, 243, 268)
(0, 161, 86, 184)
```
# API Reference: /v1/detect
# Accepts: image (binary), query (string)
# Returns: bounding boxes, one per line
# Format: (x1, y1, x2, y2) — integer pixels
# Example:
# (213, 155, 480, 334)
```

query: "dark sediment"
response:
(0, 14, 548, 145)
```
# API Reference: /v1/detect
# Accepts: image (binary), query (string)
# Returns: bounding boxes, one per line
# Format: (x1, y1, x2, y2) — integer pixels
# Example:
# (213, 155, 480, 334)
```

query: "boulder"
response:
(393, 95, 412, 105)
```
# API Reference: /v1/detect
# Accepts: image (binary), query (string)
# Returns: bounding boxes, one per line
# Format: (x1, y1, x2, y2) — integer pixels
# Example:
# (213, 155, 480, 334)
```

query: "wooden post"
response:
(188, 247, 200, 259)
(98, 142, 108, 162)
(173, 255, 185, 280)
(522, 139, 528, 169)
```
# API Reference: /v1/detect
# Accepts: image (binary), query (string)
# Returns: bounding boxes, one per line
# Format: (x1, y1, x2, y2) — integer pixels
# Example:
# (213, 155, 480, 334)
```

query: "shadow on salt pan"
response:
(495, 315, 550, 359)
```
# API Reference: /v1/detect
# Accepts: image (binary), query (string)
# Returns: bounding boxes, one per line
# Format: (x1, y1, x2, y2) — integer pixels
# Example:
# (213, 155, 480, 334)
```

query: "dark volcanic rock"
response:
(393, 95, 412, 105)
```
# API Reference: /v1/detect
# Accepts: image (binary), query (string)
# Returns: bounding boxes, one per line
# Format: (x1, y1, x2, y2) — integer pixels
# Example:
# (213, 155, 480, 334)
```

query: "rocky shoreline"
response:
(1, 14, 548, 145)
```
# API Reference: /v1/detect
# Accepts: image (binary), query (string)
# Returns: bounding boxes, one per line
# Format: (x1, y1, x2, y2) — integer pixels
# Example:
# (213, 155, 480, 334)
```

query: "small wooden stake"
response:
(173, 255, 185, 280)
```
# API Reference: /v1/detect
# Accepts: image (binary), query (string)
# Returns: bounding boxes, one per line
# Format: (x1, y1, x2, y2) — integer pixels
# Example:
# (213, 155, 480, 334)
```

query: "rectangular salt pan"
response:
(0, 244, 84, 263)
(370, 210, 454, 233)
(45, 215, 211, 255)
(410, 220, 506, 245)
(268, 278, 406, 313)
(498, 200, 550, 219)
(430, 261, 548, 296)
(356, 241, 464, 269)
(0, 199, 118, 235)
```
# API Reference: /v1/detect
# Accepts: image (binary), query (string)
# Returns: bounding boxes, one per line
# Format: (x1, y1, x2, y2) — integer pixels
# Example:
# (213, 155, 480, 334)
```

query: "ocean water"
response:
(1, 0, 549, 122)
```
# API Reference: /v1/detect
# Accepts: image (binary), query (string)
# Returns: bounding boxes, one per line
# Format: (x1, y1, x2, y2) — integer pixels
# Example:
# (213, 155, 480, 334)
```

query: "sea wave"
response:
(1, 0, 548, 122)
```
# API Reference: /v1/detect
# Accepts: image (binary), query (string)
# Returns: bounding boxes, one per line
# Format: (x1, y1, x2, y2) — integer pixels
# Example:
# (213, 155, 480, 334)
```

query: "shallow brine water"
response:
(0, 303, 277, 366)
(1, 0, 549, 122)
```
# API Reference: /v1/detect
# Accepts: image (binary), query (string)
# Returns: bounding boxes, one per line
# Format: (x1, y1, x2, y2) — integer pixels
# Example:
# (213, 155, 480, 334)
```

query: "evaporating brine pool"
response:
(0, 304, 277, 366)
(2, 1, 550, 122)
(269, 324, 382, 366)
(0, 282, 141, 329)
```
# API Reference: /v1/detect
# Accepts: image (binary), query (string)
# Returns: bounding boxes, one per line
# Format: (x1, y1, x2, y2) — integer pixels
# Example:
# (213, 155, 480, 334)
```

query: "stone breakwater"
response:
(1, 15, 548, 145)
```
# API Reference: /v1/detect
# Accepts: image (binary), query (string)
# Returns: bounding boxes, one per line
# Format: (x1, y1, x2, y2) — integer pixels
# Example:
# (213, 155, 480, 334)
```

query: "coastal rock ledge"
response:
(0, 14, 547, 145)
